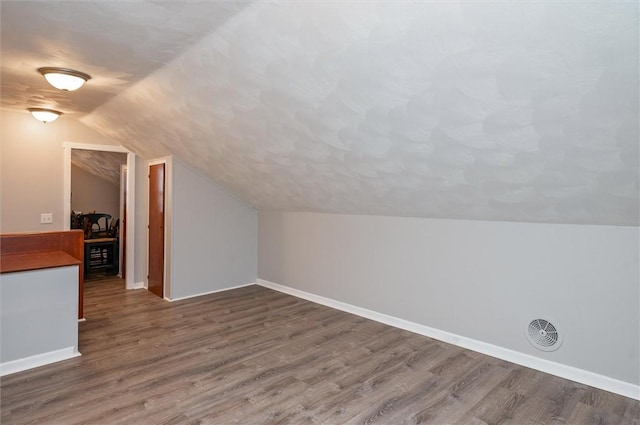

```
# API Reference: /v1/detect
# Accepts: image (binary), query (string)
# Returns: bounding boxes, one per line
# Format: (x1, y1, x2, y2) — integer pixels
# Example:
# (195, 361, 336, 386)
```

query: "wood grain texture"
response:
(0, 230, 83, 254)
(1, 278, 637, 425)
(1, 230, 84, 318)
(148, 163, 165, 299)
(0, 251, 80, 273)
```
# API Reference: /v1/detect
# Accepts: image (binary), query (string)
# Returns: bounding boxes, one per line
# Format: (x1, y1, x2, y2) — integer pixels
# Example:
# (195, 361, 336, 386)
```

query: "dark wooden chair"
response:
(79, 213, 119, 278)
(108, 218, 120, 239)
(80, 213, 111, 239)
(70, 211, 83, 230)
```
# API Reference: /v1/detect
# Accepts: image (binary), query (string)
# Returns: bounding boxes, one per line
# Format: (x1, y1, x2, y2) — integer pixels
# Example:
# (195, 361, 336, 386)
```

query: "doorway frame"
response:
(63, 142, 136, 290)
(119, 163, 128, 279)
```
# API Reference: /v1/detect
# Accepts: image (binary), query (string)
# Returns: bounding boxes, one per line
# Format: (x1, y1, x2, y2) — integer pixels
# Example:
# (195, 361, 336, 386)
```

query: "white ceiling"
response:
(71, 149, 127, 187)
(0, 1, 249, 114)
(2, 1, 638, 226)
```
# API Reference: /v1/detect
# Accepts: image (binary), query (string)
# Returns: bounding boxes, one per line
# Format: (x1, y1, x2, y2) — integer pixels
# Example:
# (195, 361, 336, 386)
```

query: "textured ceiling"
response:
(3, 1, 639, 226)
(71, 150, 127, 187)
(0, 1, 250, 115)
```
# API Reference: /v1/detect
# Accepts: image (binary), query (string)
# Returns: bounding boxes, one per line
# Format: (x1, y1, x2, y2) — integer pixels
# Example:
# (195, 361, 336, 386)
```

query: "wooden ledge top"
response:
(1, 251, 81, 274)
(84, 238, 117, 244)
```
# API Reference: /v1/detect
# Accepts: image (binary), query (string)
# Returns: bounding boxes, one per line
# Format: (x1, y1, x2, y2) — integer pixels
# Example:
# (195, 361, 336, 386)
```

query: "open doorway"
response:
(70, 149, 126, 278)
(63, 142, 136, 290)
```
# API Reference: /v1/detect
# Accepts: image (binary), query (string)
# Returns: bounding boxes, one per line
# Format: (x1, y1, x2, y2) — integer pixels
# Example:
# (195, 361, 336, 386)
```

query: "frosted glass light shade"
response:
(38, 67, 91, 91)
(28, 108, 62, 123)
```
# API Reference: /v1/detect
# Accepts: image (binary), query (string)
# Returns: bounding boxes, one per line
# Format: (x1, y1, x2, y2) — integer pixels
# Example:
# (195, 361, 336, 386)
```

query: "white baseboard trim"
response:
(0, 347, 81, 377)
(257, 278, 639, 401)
(167, 282, 256, 302)
(78, 317, 86, 322)
(131, 281, 145, 289)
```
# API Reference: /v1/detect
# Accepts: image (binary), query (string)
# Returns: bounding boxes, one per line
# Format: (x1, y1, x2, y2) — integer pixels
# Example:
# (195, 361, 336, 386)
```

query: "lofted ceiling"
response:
(0, 1, 250, 115)
(2, 1, 638, 226)
(71, 149, 127, 187)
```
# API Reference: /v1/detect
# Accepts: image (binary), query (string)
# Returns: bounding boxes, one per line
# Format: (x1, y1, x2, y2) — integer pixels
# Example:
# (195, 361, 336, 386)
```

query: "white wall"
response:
(169, 158, 257, 299)
(258, 211, 640, 389)
(0, 110, 119, 232)
(1, 266, 79, 373)
(71, 164, 120, 219)
(0, 109, 145, 291)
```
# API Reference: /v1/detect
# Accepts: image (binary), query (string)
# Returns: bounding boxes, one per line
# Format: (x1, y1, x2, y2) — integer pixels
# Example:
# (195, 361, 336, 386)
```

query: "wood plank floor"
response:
(1, 278, 638, 425)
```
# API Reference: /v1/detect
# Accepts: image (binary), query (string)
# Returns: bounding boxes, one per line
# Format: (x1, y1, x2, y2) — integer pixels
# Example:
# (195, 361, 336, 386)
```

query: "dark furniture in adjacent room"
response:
(83, 237, 119, 279)
(80, 213, 112, 239)
(74, 213, 120, 279)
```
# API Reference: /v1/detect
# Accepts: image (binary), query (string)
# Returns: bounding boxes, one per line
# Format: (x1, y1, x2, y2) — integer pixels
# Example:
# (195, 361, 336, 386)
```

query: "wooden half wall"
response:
(1, 230, 84, 318)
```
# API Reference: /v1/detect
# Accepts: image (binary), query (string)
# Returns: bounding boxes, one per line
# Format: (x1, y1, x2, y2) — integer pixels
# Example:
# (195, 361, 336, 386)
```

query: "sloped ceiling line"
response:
(3, 1, 638, 226)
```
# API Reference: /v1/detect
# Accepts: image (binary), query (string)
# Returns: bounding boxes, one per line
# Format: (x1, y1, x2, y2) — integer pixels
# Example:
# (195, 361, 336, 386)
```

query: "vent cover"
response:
(525, 318, 562, 351)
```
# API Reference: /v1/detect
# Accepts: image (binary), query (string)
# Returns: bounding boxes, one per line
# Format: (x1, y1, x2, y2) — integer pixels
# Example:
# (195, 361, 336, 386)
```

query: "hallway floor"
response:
(1, 278, 638, 424)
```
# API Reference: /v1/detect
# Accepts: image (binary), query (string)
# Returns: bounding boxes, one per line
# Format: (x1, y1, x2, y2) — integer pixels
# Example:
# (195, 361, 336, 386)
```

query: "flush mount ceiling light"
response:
(38, 67, 91, 91)
(28, 108, 62, 123)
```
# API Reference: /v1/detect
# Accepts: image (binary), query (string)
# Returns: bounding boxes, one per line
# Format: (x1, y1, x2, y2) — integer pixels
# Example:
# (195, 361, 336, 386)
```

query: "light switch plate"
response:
(40, 213, 53, 224)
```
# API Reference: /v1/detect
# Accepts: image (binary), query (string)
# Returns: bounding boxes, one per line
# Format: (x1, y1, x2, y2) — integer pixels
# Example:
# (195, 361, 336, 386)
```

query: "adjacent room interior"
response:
(70, 148, 127, 282)
(0, 1, 638, 424)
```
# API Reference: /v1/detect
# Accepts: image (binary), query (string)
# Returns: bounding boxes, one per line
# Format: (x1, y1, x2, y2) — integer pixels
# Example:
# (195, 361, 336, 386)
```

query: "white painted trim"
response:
(132, 281, 145, 289)
(124, 154, 136, 290)
(256, 278, 640, 401)
(63, 142, 132, 153)
(62, 142, 136, 290)
(164, 158, 173, 299)
(167, 283, 255, 302)
(119, 164, 127, 279)
(147, 157, 171, 166)
(0, 347, 81, 376)
(78, 318, 86, 322)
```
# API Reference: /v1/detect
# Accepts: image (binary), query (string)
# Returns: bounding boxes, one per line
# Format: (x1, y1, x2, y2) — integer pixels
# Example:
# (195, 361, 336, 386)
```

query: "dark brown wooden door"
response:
(148, 163, 165, 298)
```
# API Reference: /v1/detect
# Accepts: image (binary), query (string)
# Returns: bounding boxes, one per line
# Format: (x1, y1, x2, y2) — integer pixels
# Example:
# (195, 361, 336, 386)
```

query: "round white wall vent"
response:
(525, 318, 562, 352)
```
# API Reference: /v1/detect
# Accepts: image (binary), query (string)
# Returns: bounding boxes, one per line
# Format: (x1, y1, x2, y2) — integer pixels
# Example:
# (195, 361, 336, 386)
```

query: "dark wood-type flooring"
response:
(2, 278, 638, 424)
